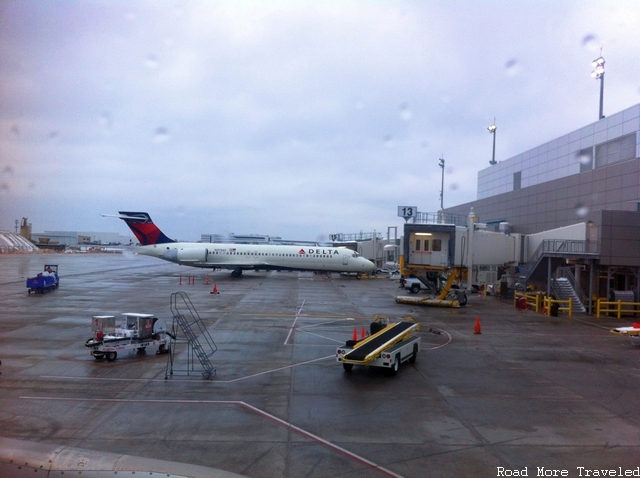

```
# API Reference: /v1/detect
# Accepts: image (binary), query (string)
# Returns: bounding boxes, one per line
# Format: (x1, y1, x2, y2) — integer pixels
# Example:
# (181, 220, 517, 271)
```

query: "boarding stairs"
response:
(551, 276, 586, 313)
(165, 291, 217, 380)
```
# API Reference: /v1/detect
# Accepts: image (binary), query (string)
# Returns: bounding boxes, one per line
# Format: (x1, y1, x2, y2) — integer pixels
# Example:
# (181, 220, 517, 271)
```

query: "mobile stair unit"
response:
(165, 291, 217, 380)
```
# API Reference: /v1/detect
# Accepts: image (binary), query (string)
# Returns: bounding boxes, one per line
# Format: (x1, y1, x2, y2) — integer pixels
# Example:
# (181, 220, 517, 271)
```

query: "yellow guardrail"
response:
(514, 293, 573, 317)
(596, 299, 640, 319)
(514, 292, 543, 313)
(542, 296, 573, 317)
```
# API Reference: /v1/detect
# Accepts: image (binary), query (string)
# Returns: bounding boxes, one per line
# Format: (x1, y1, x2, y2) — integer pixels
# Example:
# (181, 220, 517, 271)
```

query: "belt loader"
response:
(336, 317, 420, 375)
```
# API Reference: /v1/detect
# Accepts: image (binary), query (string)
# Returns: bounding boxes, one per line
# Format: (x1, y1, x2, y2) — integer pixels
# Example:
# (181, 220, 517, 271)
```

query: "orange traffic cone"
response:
(205, 275, 210, 285)
(352, 328, 358, 341)
(474, 316, 482, 334)
(210, 284, 219, 294)
(361, 327, 366, 339)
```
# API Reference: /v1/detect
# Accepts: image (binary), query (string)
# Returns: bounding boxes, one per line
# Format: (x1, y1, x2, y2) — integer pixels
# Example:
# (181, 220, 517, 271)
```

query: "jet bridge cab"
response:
(406, 224, 455, 268)
(398, 223, 469, 306)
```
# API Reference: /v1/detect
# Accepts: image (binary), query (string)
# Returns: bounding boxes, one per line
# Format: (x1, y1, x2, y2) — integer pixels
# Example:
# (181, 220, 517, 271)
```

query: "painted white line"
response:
(296, 299, 306, 316)
(222, 355, 333, 383)
(284, 315, 299, 345)
(40, 355, 335, 385)
(20, 395, 404, 478)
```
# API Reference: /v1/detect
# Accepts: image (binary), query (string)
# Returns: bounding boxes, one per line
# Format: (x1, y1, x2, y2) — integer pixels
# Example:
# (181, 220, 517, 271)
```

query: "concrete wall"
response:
(599, 210, 640, 267)
(446, 156, 640, 236)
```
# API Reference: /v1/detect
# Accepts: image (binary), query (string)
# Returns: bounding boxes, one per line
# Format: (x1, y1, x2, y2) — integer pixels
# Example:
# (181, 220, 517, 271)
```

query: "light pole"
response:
(487, 123, 497, 165)
(438, 157, 445, 210)
(591, 55, 605, 120)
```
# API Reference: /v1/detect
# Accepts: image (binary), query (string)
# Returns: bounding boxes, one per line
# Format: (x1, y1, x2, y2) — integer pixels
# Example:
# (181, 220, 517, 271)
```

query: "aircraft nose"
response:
(364, 259, 375, 271)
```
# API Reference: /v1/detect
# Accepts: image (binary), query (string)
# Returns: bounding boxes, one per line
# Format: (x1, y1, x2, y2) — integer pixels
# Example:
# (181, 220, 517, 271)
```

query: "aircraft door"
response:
(342, 255, 349, 266)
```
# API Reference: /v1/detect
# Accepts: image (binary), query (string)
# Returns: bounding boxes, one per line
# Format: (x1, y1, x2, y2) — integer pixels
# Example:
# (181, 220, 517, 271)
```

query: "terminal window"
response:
(513, 171, 521, 191)
(595, 133, 636, 168)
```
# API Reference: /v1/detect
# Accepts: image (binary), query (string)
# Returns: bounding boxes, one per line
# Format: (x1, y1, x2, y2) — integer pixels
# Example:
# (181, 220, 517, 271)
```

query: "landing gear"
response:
(230, 269, 243, 278)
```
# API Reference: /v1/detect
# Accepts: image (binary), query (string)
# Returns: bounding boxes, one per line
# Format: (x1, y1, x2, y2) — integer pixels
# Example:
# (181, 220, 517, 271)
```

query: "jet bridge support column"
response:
(466, 209, 475, 290)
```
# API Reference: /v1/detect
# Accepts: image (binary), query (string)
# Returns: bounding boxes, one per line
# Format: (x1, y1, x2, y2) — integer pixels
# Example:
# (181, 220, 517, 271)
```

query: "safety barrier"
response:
(596, 299, 640, 319)
(514, 292, 543, 313)
(542, 296, 573, 317)
(514, 292, 573, 317)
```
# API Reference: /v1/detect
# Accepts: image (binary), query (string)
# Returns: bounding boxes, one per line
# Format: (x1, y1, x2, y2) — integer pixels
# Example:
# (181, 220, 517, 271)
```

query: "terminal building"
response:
(441, 102, 640, 309)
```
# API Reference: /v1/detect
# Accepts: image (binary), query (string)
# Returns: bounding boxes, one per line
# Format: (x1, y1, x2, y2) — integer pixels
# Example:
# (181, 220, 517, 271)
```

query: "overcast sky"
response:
(1, 1, 639, 242)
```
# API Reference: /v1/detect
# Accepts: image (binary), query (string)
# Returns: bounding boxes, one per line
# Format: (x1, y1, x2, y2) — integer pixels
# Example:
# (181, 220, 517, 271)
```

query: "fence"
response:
(514, 292, 573, 317)
(596, 299, 640, 319)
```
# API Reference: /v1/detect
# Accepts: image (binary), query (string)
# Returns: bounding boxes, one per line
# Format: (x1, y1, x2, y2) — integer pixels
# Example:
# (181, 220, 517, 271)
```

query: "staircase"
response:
(165, 291, 217, 380)
(551, 277, 586, 313)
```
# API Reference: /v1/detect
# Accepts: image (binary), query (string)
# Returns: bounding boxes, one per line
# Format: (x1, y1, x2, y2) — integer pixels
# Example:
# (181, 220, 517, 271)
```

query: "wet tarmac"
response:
(1, 252, 639, 478)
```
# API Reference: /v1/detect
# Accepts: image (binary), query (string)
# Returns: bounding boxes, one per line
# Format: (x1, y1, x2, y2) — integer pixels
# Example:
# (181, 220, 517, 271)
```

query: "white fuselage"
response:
(136, 242, 376, 274)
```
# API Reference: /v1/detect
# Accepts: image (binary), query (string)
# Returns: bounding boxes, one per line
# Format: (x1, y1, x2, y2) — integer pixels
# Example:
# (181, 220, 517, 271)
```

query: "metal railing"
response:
(557, 266, 587, 304)
(526, 239, 598, 273)
(413, 212, 468, 226)
(596, 299, 640, 319)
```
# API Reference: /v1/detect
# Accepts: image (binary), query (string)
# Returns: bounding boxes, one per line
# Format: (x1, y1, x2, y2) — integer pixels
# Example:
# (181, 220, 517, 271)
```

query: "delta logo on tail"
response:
(116, 211, 175, 245)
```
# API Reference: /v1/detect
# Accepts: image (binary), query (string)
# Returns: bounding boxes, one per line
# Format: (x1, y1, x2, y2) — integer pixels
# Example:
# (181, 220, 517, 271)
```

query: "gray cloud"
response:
(1, 1, 639, 240)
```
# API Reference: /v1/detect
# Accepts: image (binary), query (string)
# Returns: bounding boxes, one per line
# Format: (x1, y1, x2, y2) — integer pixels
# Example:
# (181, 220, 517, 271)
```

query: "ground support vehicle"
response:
(85, 313, 170, 362)
(26, 265, 59, 294)
(336, 318, 420, 375)
(395, 267, 467, 307)
(610, 323, 640, 342)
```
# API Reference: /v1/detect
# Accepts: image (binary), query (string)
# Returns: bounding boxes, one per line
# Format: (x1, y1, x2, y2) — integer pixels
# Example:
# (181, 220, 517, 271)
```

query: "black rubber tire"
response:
(458, 291, 467, 306)
(106, 351, 117, 362)
(343, 363, 354, 372)
(409, 343, 418, 364)
(391, 354, 400, 376)
(410, 284, 420, 294)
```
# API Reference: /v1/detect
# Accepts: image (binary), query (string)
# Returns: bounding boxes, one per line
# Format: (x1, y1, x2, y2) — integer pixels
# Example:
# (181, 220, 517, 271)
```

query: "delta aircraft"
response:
(106, 211, 376, 278)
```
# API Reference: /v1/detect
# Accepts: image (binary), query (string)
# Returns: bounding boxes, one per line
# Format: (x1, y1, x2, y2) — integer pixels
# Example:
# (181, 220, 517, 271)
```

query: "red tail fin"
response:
(116, 212, 175, 245)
